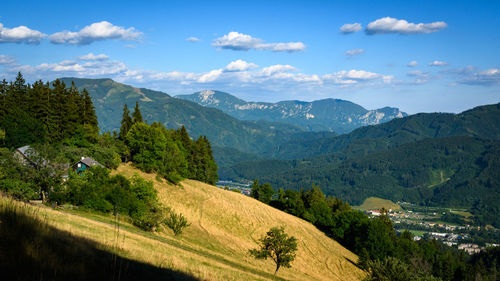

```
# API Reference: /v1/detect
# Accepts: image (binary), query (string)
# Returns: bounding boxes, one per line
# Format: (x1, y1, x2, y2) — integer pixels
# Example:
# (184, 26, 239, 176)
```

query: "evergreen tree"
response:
(50, 79, 67, 142)
(81, 88, 98, 128)
(132, 101, 143, 123)
(119, 104, 133, 140)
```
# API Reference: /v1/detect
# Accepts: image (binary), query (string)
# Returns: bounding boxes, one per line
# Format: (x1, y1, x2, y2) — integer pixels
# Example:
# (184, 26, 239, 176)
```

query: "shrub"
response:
(0, 179, 38, 200)
(164, 209, 190, 236)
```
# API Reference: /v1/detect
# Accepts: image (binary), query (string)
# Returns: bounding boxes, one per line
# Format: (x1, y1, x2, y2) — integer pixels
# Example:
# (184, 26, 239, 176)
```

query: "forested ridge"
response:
(262, 103, 500, 160)
(221, 104, 500, 227)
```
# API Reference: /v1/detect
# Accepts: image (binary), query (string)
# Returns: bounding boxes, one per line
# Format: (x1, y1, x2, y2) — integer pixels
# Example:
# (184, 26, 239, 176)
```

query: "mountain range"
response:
(59, 77, 401, 165)
(176, 90, 407, 133)
(219, 103, 500, 226)
(60, 78, 306, 156)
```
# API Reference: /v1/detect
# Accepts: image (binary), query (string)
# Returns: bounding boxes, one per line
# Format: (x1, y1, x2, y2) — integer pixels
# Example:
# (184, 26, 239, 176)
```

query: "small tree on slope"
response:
(249, 226, 298, 275)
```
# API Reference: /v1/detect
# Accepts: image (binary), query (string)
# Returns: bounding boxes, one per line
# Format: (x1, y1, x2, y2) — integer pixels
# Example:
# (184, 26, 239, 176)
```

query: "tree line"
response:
(0, 73, 98, 147)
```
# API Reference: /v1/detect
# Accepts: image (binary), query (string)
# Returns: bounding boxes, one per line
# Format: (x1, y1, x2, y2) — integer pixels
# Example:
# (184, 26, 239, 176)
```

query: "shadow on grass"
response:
(0, 199, 201, 281)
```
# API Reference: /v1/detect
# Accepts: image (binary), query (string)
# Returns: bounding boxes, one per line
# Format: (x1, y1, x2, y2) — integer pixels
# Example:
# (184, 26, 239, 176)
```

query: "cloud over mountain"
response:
(366, 17, 447, 35)
(212, 32, 305, 52)
(456, 67, 500, 86)
(49, 21, 142, 45)
(225, 60, 258, 72)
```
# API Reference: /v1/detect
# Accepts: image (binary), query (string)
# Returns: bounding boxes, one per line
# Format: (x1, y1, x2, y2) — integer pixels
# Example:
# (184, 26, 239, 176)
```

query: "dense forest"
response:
(250, 181, 500, 281)
(226, 136, 500, 227)
(221, 103, 500, 227)
(0, 73, 218, 229)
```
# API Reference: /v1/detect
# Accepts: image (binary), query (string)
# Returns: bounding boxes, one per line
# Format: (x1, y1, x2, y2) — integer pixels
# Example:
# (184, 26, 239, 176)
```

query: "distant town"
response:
(365, 202, 500, 254)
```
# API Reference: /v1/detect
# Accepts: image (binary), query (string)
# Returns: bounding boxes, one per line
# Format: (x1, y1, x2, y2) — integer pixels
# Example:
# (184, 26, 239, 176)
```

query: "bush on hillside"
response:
(163, 208, 190, 236)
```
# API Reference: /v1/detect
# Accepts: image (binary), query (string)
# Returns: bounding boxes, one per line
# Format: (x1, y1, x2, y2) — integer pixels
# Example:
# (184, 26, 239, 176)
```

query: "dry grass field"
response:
(0, 164, 365, 281)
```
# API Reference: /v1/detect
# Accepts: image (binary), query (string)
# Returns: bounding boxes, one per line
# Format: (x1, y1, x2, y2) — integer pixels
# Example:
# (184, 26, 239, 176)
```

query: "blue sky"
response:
(0, 0, 499, 114)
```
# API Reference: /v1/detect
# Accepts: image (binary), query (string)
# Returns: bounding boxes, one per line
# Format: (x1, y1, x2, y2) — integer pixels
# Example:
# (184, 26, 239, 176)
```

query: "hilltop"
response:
(0, 164, 365, 281)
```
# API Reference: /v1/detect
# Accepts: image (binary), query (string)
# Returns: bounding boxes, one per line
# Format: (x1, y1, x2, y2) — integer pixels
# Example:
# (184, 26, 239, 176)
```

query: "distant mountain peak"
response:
(198, 90, 218, 103)
(176, 91, 407, 133)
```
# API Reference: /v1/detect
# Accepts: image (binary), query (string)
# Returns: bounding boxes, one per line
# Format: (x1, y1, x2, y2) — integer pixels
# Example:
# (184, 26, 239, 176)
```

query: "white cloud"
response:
(49, 21, 142, 45)
(198, 69, 224, 83)
(212, 32, 260, 50)
(259, 42, 306, 52)
(2, 56, 397, 100)
(407, 70, 429, 77)
(455, 67, 500, 86)
(225, 60, 258, 72)
(340, 23, 362, 34)
(408, 61, 418, 67)
(366, 17, 447, 35)
(78, 53, 109, 61)
(0, 55, 16, 64)
(186, 37, 200, 42)
(212, 31, 306, 52)
(6, 57, 127, 80)
(260, 65, 297, 76)
(0, 23, 46, 44)
(407, 70, 430, 84)
(429, 60, 449, 66)
(345, 48, 364, 57)
(322, 69, 384, 85)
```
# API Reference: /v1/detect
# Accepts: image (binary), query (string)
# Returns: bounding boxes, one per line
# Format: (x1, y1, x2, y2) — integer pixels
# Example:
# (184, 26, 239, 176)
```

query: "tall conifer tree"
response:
(81, 88, 98, 128)
(132, 101, 143, 123)
(119, 104, 133, 140)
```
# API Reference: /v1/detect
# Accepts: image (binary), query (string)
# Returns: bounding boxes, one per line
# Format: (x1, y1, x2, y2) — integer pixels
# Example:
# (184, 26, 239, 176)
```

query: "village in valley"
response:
(363, 201, 500, 255)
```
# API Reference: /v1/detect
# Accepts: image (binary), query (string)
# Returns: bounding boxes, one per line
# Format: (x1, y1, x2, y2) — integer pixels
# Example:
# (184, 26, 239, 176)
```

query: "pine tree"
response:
(119, 104, 133, 140)
(132, 101, 143, 123)
(49, 79, 67, 142)
(81, 88, 98, 128)
(64, 82, 80, 136)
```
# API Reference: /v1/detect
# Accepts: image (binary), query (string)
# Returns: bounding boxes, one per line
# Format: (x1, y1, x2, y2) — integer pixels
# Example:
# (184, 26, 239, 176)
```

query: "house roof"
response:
(16, 145, 34, 158)
(78, 157, 104, 168)
(15, 145, 48, 166)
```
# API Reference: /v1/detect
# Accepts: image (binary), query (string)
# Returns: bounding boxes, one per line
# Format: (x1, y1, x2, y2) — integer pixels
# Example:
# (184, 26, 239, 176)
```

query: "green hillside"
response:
(59, 78, 307, 158)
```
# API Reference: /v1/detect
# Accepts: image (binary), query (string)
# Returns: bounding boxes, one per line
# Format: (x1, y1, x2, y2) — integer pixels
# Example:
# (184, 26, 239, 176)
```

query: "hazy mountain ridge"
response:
(176, 90, 407, 133)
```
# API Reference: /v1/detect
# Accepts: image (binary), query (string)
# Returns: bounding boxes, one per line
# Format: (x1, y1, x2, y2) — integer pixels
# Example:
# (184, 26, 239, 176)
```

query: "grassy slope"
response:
(355, 197, 401, 211)
(1, 164, 364, 281)
(116, 164, 364, 281)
